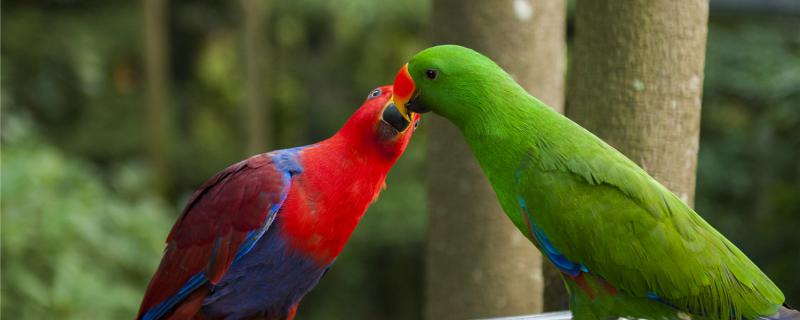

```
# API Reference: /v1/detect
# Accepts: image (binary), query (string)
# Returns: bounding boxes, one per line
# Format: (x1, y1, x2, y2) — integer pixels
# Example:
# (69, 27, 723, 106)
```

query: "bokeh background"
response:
(1, 0, 798, 319)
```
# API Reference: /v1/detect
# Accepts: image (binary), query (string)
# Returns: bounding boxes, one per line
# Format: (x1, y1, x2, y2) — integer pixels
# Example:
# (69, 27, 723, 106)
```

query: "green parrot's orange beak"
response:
(392, 63, 415, 121)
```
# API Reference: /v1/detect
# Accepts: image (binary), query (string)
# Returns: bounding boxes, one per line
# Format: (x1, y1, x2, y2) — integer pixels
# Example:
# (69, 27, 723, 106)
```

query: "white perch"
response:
(483, 311, 573, 320)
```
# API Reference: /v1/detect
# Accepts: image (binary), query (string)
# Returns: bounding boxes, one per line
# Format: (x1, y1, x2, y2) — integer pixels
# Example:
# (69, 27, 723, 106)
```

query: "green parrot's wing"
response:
(516, 123, 783, 318)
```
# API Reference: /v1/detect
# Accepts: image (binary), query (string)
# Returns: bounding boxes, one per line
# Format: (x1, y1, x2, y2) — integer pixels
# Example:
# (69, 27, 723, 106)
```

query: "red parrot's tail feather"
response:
(286, 303, 300, 320)
(163, 285, 210, 320)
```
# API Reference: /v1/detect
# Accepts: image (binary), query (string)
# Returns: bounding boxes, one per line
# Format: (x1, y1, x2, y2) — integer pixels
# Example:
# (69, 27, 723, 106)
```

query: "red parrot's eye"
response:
(425, 69, 438, 80)
(367, 88, 381, 100)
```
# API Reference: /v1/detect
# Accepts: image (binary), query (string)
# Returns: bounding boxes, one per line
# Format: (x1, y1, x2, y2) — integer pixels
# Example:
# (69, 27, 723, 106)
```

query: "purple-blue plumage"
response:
(202, 218, 330, 319)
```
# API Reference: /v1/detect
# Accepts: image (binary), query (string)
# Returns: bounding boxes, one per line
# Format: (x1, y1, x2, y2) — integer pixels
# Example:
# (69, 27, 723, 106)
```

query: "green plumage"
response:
(405, 45, 785, 319)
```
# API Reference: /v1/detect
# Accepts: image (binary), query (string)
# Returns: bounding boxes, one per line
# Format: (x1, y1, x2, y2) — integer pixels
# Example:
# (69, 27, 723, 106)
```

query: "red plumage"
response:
(137, 86, 419, 320)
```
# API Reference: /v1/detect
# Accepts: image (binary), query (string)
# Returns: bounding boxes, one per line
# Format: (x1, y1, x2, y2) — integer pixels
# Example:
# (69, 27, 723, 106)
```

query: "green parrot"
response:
(391, 45, 797, 320)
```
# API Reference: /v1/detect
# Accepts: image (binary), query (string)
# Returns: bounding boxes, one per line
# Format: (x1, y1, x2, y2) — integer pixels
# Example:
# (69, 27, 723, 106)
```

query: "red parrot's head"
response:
(337, 85, 421, 159)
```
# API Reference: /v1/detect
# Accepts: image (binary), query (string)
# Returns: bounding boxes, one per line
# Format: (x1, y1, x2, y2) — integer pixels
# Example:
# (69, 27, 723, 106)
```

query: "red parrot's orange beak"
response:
(392, 63, 415, 121)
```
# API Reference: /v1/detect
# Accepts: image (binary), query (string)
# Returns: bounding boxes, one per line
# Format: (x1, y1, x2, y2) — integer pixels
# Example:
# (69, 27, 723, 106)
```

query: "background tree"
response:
(143, 0, 171, 197)
(242, 0, 271, 153)
(426, 0, 566, 318)
(567, 0, 708, 207)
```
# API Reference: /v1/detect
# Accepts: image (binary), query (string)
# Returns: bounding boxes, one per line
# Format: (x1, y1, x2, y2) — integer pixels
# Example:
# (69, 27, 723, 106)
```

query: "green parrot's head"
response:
(392, 45, 522, 128)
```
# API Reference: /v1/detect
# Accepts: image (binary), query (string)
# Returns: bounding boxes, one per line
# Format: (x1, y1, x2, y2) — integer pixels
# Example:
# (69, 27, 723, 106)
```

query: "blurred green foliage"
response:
(1, 114, 173, 319)
(1, 0, 798, 319)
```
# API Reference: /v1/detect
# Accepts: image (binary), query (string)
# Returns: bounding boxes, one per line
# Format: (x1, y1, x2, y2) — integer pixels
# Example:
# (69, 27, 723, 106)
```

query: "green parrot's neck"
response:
(457, 88, 555, 175)
(453, 87, 561, 230)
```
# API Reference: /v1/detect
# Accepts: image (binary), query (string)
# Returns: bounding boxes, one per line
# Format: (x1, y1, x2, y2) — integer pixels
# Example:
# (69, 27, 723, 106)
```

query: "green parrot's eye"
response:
(426, 69, 438, 80)
(367, 88, 381, 100)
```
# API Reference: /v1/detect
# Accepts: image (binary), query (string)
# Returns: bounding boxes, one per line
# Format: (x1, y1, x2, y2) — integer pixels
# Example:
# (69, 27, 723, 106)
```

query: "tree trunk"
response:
(566, 0, 708, 207)
(426, 0, 566, 318)
(143, 0, 171, 197)
(242, 0, 270, 153)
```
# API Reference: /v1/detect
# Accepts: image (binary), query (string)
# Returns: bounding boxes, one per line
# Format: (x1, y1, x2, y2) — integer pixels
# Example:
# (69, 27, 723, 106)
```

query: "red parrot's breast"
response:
(278, 142, 391, 263)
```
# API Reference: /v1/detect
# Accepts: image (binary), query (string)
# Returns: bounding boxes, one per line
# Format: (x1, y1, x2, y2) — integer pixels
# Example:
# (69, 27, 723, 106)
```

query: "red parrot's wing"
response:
(137, 151, 301, 320)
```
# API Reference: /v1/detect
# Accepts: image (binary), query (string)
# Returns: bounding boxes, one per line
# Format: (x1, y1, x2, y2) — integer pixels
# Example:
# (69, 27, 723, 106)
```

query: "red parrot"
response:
(137, 85, 420, 320)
